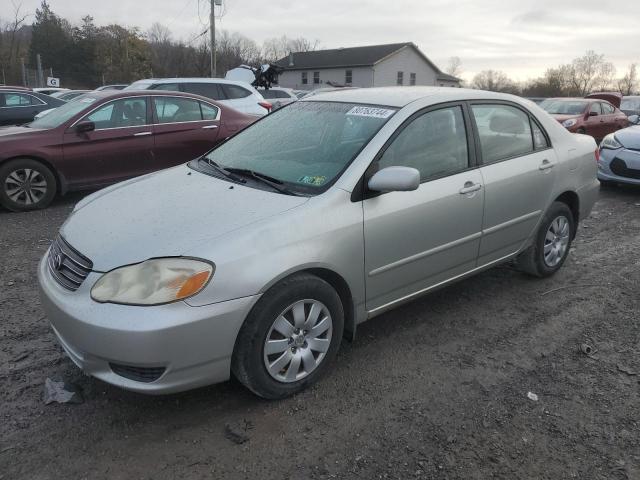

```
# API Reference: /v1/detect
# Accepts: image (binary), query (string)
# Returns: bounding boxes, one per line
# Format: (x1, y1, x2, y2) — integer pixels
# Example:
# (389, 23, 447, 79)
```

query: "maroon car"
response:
(0, 90, 256, 211)
(540, 96, 628, 142)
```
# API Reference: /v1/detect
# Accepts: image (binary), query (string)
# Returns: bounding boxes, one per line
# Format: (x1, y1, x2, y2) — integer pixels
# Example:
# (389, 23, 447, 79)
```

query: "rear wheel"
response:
(516, 202, 574, 278)
(0, 159, 57, 211)
(232, 273, 344, 399)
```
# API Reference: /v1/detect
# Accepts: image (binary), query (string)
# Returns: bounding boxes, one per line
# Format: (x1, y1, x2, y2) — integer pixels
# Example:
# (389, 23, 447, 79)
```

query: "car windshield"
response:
(29, 96, 99, 129)
(540, 100, 588, 115)
(621, 97, 640, 111)
(201, 101, 397, 194)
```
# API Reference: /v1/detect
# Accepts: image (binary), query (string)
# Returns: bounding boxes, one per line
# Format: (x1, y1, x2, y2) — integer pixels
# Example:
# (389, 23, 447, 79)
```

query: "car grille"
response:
(109, 363, 166, 383)
(611, 158, 640, 179)
(47, 235, 93, 291)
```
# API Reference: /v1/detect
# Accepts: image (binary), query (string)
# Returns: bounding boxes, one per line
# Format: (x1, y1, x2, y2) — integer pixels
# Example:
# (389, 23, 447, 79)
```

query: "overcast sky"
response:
(12, 0, 640, 82)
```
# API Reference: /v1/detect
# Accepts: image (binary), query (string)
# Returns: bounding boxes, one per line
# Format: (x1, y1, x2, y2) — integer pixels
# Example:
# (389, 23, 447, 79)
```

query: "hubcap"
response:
(4, 168, 48, 206)
(543, 215, 570, 267)
(263, 299, 333, 383)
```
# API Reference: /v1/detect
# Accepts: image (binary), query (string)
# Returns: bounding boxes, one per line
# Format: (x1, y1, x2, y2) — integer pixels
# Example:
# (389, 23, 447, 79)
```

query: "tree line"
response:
(1, 1, 638, 96)
(0, 1, 318, 88)
(466, 51, 638, 97)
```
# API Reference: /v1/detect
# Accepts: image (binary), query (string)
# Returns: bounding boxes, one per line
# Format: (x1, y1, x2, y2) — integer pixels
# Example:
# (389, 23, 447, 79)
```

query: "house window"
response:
(397, 71, 404, 86)
(313, 71, 320, 84)
(301, 72, 308, 85)
(410, 73, 416, 86)
(345, 69, 352, 85)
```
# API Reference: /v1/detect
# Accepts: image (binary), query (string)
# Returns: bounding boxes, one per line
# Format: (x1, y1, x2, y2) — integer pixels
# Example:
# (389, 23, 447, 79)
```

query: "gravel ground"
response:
(1, 185, 639, 480)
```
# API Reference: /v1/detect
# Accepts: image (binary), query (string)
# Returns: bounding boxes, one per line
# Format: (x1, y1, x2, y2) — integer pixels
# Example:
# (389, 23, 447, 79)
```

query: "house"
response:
(274, 42, 461, 91)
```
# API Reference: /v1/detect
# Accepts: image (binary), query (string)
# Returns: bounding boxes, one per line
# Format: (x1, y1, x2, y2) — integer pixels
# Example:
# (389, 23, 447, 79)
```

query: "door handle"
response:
(539, 159, 554, 171)
(459, 182, 482, 195)
(202, 125, 219, 129)
(133, 131, 152, 137)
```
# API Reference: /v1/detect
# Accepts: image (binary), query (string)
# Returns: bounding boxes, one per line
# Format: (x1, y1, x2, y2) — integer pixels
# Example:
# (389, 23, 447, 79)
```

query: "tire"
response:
(516, 201, 574, 278)
(0, 158, 57, 211)
(232, 273, 344, 399)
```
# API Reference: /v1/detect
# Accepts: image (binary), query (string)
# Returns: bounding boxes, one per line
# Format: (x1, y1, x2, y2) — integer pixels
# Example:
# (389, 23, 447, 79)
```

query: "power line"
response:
(166, 0, 199, 28)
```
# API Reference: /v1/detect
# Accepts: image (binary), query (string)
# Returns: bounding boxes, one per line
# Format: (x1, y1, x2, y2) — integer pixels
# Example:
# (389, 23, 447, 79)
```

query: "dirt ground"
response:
(1, 184, 639, 480)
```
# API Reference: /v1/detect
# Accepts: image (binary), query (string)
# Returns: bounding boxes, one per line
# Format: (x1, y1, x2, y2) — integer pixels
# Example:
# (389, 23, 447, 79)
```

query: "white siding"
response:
(373, 46, 438, 87)
(277, 67, 374, 90)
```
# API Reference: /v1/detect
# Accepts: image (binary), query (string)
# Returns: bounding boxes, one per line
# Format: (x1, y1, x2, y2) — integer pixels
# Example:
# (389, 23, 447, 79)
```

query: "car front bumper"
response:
(38, 256, 260, 394)
(598, 147, 640, 185)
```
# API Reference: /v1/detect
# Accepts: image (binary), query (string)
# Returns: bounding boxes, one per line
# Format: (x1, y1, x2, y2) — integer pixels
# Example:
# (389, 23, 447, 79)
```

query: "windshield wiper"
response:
(200, 157, 246, 184)
(224, 167, 299, 196)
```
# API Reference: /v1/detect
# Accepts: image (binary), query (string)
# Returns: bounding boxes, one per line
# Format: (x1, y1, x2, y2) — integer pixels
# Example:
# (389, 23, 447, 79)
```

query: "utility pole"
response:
(21, 58, 26, 86)
(36, 54, 44, 87)
(210, 0, 221, 78)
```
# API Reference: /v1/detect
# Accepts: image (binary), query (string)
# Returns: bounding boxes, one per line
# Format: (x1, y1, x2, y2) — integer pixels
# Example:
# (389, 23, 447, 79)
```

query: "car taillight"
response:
(595, 148, 600, 163)
(258, 101, 272, 112)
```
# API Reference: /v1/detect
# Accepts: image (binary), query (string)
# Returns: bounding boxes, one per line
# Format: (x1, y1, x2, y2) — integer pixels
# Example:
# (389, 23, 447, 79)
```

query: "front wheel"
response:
(516, 202, 574, 278)
(232, 273, 344, 399)
(0, 159, 57, 211)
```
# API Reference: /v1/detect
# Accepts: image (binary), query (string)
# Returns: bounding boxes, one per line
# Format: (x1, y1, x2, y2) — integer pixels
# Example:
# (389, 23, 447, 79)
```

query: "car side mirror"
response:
(75, 121, 95, 133)
(368, 166, 420, 193)
(629, 114, 640, 125)
(588, 111, 599, 117)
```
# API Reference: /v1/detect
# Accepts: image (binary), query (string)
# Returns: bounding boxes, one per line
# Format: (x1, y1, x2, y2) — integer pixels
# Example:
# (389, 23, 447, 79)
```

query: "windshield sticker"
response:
(299, 175, 327, 186)
(346, 106, 395, 119)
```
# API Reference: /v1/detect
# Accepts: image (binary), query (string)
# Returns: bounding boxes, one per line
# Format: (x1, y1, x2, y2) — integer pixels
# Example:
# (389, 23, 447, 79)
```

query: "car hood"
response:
(61, 165, 309, 271)
(0, 125, 36, 139)
(614, 126, 640, 149)
(550, 114, 582, 123)
(586, 92, 622, 108)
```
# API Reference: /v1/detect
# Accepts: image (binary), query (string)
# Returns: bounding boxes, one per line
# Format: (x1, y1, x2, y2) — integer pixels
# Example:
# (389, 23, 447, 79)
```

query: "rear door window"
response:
(3, 92, 39, 106)
(150, 83, 181, 92)
(471, 104, 534, 163)
(200, 102, 219, 120)
(154, 97, 203, 123)
(184, 83, 224, 100)
(221, 84, 251, 99)
(602, 103, 615, 114)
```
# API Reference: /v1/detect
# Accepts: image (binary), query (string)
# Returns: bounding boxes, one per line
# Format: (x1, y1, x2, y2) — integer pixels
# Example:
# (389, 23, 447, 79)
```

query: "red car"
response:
(0, 90, 256, 211)
(540, 94, 628, 142)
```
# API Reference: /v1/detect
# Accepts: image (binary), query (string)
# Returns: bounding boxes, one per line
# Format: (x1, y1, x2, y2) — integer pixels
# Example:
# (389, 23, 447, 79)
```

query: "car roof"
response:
(75, 89, 226, 106)
(134, 78, 254, 87)
(302, 86, 531, 108)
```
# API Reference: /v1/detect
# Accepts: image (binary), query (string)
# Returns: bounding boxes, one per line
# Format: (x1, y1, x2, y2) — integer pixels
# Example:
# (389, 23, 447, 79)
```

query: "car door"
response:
(470, 102, 558, 266)
(584, 102, 605, 139)
(363, 104, 484, 311)
(62, 96, 155, 188)
(600, 102, 621, 135)
(0, 92, 45, 125)
(151, 96, 221, 166)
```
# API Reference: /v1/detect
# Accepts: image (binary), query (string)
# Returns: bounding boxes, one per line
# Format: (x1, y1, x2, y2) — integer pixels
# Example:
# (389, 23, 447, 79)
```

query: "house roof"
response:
(274, 42, 461, 83)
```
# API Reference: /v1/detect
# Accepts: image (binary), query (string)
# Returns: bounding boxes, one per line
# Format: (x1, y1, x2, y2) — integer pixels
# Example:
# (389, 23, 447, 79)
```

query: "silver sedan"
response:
(38, 87, 600, 398)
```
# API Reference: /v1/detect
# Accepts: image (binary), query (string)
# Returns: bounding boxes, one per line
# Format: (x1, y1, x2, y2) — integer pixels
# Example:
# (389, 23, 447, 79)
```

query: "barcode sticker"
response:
(346, 106, 395, 119)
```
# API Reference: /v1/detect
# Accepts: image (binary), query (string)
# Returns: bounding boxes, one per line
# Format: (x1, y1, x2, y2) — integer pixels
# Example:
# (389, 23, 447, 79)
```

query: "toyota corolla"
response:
(38, 88, 600, 399)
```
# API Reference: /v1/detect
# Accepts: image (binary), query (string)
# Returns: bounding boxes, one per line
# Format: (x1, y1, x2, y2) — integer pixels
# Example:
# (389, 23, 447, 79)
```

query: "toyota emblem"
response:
(53, 253, 64, 271)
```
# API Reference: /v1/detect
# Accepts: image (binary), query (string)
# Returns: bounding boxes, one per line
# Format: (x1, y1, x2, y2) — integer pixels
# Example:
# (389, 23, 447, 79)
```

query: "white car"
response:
(33, 87, 69, 96)
(125, 78, 271, 116)
(257, 87, 298, 110)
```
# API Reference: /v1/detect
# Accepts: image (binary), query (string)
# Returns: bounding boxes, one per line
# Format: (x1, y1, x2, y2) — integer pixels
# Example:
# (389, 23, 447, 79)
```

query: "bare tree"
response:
(0, 1, 29, 82)
(565, 50, 607, 96)
(471, 69, 519, 94)
(262, 35, 319, 62)
(595, 61, 616, 91)
(618, 63, 638, 95)
(445, 56, 462, 78)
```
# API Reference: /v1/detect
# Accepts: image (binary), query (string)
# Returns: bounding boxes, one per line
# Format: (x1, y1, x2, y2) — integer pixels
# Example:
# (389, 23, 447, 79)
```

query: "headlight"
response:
(600, 133, 623, 150)
(91, 258, 214, 306)
(562, 118, 578, 128)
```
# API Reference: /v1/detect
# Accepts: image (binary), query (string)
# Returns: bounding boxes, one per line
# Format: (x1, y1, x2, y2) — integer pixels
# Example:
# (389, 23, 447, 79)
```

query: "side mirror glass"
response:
(75, 121, 95, 133)
(368, 166, 420, 193)
(629, 114, 640, 125)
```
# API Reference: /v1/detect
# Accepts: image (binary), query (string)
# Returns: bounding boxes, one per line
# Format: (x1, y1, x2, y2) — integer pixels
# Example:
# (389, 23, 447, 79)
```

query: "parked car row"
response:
(0, 90, 257, 211)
